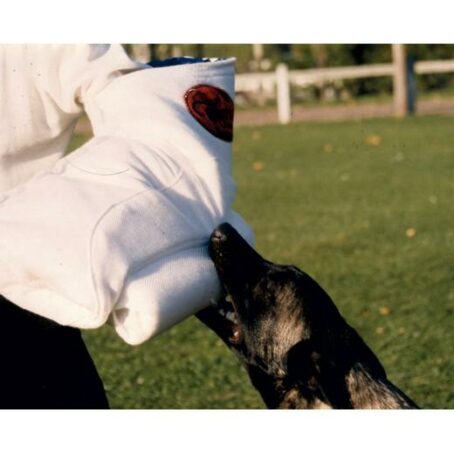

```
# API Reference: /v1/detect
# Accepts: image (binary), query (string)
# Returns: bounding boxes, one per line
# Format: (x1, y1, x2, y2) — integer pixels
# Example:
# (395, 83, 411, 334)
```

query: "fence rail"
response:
(236, 63, 396, 91)
(415, 60, 454, 74)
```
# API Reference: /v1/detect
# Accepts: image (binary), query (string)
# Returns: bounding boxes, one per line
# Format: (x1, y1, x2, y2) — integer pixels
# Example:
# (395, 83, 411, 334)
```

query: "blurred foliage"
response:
(125, 44, 454, 99)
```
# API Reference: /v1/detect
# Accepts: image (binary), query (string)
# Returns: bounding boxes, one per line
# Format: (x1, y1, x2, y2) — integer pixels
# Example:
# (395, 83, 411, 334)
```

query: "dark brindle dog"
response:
(197, 223, 418, 409)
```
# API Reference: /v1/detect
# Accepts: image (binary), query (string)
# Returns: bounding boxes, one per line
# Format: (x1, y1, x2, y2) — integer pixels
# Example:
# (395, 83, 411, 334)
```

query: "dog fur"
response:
(197, 223, 418, 409)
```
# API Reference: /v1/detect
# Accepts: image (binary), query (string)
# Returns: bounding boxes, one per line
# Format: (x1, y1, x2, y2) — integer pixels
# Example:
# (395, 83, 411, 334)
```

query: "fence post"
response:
(276, 63, 291, 124)
(252, 44, 264, 62)
(130, 44, 151, 63)
(407, 56, 417, 114)
(392, 44, 414, 117)
(172, 45, 183, 58)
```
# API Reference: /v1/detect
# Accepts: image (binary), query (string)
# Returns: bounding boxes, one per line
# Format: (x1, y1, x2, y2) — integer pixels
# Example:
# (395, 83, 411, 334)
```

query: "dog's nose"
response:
(211, 223, 238, 243)
(210, 225, 229, 243)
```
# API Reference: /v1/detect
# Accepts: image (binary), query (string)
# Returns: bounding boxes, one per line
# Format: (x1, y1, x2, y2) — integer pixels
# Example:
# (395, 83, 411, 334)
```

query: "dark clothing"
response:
(0, 296, 109, 409)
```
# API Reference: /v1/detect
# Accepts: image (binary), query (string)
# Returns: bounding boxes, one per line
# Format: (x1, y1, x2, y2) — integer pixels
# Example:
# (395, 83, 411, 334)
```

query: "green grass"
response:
(80, 115, 454, 408)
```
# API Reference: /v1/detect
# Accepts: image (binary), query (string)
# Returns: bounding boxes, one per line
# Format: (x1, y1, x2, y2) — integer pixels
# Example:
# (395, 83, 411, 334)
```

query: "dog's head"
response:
(206, 223, 351, 377)
(198, 223, 410, 409)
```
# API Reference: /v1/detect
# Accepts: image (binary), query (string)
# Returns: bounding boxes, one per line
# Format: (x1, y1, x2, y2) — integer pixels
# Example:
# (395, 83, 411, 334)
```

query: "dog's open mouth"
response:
(209, 222, 268, 346)
(208, 223, 247, 345)
(215, 292, 242, 345)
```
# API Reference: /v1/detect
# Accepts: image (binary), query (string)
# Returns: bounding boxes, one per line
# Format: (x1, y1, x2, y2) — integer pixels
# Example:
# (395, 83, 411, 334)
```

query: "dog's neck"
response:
(246, 362, 417, 409)
(343, 364, 417, 409)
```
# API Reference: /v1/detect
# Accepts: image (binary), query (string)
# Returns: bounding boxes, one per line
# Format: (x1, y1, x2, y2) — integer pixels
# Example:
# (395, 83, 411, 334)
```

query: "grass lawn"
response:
(78, 115, 453, 409)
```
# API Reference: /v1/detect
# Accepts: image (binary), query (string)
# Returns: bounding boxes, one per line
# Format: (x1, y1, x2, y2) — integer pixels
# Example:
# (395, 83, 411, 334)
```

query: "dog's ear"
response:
(286, 339, 354, 408)
(286, 339, 322, 390)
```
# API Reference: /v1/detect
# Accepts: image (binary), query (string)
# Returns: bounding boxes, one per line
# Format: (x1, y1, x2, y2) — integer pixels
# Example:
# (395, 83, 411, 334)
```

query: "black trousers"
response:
(0, 296, 109, 409)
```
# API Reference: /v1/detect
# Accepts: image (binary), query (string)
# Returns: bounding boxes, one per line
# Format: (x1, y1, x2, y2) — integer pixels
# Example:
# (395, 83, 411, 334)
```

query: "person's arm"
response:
(0, 44, 142, 192)
(37, 44, 143, 117)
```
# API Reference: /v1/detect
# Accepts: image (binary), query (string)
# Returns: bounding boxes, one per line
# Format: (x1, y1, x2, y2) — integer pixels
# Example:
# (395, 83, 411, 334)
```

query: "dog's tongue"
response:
(230, 324, 242, 345)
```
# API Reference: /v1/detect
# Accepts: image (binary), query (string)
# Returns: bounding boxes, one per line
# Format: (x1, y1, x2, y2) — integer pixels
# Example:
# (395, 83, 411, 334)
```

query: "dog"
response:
(197, 223, 419, 409)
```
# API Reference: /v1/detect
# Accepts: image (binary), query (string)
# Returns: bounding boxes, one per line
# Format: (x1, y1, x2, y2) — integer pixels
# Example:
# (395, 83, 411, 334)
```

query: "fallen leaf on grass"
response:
(378, 306, 391, 316)
(252, 161, 265, 172)
(324, 143, 333, 152)
(406, 228, 417, 238)
(375, 326, 385, 335)
(365, 134, 382, 146)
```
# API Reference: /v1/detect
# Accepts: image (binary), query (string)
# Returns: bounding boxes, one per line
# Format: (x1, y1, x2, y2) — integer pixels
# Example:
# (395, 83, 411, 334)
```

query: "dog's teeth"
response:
(225, 311, 237, 324)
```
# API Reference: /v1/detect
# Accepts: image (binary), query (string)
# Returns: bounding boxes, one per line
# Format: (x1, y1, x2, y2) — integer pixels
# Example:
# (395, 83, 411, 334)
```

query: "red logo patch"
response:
(184, 85, 234, 142)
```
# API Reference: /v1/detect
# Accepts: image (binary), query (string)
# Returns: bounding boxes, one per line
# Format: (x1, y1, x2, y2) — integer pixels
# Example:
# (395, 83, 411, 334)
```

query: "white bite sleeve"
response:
(0, 57, 254, 345)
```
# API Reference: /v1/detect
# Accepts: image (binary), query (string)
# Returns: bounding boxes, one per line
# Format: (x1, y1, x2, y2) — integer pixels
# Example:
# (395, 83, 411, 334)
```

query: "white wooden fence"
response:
(236, 50, 454, 123)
